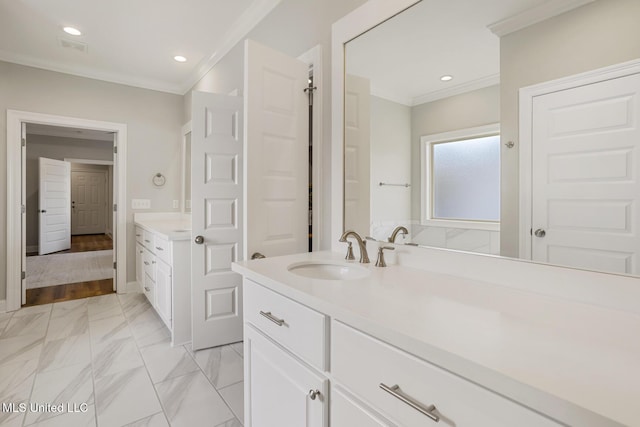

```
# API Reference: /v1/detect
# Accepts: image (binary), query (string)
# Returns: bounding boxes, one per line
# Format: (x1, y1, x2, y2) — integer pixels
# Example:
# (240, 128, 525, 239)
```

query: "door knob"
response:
(39, 209, 47, 213)
(251, 252, 266, 260)
(534, 228, 546, 238)
(194, 235, 204, 244)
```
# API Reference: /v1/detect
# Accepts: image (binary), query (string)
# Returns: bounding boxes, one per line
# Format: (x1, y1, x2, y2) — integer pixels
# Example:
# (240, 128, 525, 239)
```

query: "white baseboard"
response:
(0, 299, 6, 313)
(26, 245, 38, 254)
(121, 281, 143, 294)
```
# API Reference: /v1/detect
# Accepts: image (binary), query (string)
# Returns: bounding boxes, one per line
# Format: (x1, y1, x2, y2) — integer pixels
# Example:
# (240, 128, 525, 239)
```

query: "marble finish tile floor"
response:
(0, 293, 244, 427)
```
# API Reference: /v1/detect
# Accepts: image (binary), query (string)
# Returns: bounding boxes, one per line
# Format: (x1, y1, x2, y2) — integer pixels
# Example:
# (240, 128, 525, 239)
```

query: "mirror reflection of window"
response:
(431, 134, 500, 222)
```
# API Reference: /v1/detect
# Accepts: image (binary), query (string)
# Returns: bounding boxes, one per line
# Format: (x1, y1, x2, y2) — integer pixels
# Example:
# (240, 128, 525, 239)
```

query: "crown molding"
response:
(370, 86, 413, 106)
(0, 49, 184, 95)
(488, 0, 595, 37)
(179, 0, 282, 94)
(412, 74, 500, 106)
(370, 74, 500, 107)
(0, 0, 281, 96)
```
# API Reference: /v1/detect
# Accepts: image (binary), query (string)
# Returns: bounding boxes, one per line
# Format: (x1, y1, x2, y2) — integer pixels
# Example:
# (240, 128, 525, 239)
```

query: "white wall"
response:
(24, 134, 113, 249)
(184, 0, 368, 248)
(500, 0, 640, 257)
(369, 95, 411, 240)
(0, 61, 183, 299)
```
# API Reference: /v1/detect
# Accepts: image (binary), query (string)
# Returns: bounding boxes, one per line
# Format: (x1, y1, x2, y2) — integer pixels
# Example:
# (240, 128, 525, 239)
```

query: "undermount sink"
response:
(287, 261, 370, 280)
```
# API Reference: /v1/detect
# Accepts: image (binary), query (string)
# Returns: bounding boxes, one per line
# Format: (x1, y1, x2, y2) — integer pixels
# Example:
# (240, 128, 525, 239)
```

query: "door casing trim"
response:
(518, 58, 640, 259)
(6, 110, 127, 311)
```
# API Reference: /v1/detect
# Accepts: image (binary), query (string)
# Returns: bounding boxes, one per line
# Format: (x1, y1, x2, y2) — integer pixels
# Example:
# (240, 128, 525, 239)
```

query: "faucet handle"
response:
(375, 246, 395, 267)
(344, 241, 355, 261)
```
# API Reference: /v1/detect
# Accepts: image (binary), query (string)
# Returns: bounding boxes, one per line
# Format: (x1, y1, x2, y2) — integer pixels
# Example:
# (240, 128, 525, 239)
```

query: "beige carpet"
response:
(26, 250, 113, 289)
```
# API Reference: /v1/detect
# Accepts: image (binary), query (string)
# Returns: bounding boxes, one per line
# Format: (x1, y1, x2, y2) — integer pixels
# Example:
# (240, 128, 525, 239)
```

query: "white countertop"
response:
(232, 251, 640, 427)
(134, 214, 191, 241)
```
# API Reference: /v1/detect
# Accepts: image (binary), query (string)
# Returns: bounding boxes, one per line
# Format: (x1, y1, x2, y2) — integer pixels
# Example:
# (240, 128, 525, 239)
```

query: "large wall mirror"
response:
(341, 0, 640, 276)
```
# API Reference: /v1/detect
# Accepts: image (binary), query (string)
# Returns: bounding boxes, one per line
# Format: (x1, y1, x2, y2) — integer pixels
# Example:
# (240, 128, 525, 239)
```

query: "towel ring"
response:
(152, 173, 166, 187)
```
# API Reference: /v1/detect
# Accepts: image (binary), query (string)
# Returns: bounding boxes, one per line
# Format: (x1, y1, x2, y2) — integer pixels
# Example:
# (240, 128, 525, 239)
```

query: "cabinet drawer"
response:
(244, 279, 327, 370)
(143, 248, 156, 281)
(142, 229, 155, 249)
(135, 226, 144, 244)
(332, 321, 561, 427)
(153, 236, 171, 265)
(143, 273, 155, 305)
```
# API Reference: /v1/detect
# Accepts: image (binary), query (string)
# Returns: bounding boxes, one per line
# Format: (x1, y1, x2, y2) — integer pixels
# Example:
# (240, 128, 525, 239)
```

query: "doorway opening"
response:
(6, 110, 127, 312)
(23, 125, 116, 306)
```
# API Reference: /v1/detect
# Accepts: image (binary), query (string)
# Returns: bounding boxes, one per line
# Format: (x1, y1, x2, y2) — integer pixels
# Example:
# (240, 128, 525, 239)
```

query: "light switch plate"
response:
(132, 199, 151, 209)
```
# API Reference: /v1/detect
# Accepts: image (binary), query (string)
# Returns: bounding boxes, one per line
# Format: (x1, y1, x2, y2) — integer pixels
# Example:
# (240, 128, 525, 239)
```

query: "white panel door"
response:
(71, 170, 106, 235)
(344, 74, 371, 236)
(532, 72, 640, 274)
(192, 91, 244, 350)
(245, 326, 327, 427)
(38, 157, 71, 255)
(244, 39, 309, 258)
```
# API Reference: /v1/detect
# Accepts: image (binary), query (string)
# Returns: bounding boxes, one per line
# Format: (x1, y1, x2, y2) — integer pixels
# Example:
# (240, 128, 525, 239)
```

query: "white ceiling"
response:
(345, 0, 590, 106)
(0, 0, 281, 94)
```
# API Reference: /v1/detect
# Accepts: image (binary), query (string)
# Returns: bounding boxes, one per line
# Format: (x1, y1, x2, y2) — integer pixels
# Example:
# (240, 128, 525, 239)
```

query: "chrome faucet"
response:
(339, 230, 370, 263)
(388, 226, 409, 243)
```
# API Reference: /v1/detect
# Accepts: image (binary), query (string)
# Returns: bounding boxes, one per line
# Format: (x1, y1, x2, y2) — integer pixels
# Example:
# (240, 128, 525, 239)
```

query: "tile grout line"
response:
(22, 304, 53, 427)
(118, 293, 172, 427)
(184, 343, 244, 426)
(88, 296, 102, 427)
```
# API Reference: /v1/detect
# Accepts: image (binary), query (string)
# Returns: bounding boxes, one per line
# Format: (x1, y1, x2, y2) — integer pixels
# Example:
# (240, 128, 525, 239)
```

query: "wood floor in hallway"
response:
(25, 234, 116, 306)
(27, 233, 113, 257)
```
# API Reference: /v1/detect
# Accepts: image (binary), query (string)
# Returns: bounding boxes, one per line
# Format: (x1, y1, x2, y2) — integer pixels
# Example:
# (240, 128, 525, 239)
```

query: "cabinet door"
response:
(245, 326, 327, 427)
(135, 242, 144, 285)
(331, 386, 390, 427)
(155, 260, 172, 327)
(143, 273, 154, 305)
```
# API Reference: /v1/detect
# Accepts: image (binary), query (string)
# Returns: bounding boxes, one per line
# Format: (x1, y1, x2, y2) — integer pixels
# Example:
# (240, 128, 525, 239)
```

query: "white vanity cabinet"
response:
(134, 222, 191, 346)
(244, 279, 329, 427)
(240, 271, 564, 427)
(332, 321, 561, 427)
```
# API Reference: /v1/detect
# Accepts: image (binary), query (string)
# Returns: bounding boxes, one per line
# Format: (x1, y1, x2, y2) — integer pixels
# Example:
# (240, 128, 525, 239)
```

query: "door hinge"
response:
(113, 204, 117, 212)
(21, 271, 26, 280)
(113, 261, 117, 269)
(530, 228, 533, 236)
(304, 86, 317, 106)
(21, 138, 26, 147)
(113, 146, 117, 154)
(21, 204, 26, 214)
(304, 86, 318, 107)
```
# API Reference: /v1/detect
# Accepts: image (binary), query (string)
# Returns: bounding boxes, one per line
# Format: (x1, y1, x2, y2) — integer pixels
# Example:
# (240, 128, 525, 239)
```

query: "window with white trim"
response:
(421, 124, 500, 230)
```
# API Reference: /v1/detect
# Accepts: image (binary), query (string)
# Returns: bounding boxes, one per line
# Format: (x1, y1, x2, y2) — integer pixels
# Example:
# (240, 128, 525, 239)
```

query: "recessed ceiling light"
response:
(440, 75, 453, 82)
(174, 55, 187, 63)
(63, 26, 82, 36)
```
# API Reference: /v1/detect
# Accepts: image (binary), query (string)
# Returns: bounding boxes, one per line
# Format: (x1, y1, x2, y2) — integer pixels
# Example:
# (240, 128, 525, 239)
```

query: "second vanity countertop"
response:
(134, 213, 191, 241)
(232, 250, 640, 427)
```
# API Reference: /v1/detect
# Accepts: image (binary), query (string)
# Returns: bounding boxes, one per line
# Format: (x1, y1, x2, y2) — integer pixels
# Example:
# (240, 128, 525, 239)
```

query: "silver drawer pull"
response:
(144, 261, 150, 266)
(144, 287, 150, 292)
(155, 246, 164, 251)
(308, 389, 321, 400)
(379, 383, 439, 422)
(259, 311, 284, 326)
(136, 234, 141, 237)
(145, 239, 151, 243)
